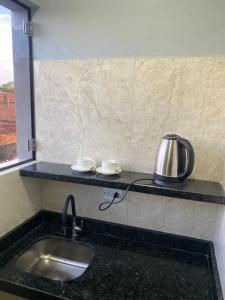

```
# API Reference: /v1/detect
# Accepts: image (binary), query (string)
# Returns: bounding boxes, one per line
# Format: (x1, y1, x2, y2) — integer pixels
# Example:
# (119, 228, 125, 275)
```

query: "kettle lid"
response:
(164, 134, 180, 140)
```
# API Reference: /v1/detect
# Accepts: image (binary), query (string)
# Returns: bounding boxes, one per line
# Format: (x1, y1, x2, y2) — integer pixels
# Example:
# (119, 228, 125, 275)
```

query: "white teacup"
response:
(102, 160, 121, 173)
(77, 157, 95, 170)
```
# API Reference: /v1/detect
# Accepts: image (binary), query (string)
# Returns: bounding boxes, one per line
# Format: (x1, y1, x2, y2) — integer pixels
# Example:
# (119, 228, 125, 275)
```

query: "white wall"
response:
(32, 0, 225, 59)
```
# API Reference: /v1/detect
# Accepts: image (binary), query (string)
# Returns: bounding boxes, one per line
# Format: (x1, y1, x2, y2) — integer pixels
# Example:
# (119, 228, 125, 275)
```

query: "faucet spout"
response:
(61, 194, 82, 239)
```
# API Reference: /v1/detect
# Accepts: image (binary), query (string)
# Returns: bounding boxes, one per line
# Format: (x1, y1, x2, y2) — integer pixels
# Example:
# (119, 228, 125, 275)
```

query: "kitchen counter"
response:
(0, 211, 222, 300)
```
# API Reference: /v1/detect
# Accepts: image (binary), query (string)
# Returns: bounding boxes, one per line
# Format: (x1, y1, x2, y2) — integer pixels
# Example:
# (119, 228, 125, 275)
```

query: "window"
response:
(0, 0, 34, 171)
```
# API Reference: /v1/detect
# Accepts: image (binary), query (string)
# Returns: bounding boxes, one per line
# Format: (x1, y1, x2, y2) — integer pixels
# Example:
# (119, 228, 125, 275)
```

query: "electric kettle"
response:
(153, 134, 195, 186)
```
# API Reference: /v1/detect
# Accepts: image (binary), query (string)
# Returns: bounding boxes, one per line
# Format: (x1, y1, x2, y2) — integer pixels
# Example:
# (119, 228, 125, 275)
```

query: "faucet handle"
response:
(73, 219, 84, 234)
(74, 225, 82, 233)
(79, 219, 84, 230)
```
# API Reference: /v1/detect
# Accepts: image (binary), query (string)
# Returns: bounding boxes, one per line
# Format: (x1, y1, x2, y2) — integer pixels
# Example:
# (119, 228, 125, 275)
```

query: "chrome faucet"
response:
(61, 194, 83, 239)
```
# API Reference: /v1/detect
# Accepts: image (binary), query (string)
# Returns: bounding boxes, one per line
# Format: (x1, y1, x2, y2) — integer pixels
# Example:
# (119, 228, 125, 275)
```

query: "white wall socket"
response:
(103, 188, 124, 201)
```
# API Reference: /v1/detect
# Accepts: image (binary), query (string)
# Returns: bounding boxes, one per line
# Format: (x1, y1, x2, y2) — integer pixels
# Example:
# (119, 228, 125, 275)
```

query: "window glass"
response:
(0, 1, 34, 170)
(0, 5, 17, 165)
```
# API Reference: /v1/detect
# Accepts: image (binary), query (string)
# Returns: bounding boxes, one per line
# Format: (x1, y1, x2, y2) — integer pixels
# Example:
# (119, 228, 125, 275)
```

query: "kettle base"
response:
(153, 178, 186, 188)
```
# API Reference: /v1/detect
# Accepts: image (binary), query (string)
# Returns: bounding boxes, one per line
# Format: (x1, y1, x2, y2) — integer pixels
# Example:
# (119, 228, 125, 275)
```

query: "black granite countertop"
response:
(0, 211, 222, 300)
(20, 161, 225, 205)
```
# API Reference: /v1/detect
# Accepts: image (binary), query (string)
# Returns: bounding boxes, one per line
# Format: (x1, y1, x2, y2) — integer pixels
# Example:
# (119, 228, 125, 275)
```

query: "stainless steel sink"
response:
(15, 237, 95, 282)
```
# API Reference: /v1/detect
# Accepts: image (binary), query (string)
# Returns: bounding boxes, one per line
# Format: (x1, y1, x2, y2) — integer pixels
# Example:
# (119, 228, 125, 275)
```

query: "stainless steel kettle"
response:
(153, 134, 195, 186)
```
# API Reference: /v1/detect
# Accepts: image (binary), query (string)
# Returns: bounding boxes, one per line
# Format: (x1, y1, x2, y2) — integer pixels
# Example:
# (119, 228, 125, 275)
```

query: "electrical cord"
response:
(99, 192, 119, 211)
(99, 178, 153, 211)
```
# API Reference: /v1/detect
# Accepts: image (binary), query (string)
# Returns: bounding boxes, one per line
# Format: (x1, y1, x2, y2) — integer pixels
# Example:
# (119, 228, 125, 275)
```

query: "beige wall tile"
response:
(35, 59, 135, 170)
(0, 171, 42, 237)
(127, 192, 168, 232)
(42, 180, 128, 225)
(128, 192, 219, 240)
(0, 291, 26, 299)
(42, 180, 79, 213)
(18, 177, 42, 221)
(42, 179, 219, 241)
(35, 57, 225, 182)
(34, 60, 85, 163)
(222, 153, 225, 188)
(131, 58, 177, 173)
(78, 59, 134, 170)
(131, 57, 225, 181)
(162, 198, 218, 240)
(212, 206, 225, 293)
(78, 185, 128, 225)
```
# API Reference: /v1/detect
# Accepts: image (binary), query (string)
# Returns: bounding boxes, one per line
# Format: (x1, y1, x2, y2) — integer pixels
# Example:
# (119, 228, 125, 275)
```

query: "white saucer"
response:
(96, 167, 122, 175)
(71, 164, 95, 172)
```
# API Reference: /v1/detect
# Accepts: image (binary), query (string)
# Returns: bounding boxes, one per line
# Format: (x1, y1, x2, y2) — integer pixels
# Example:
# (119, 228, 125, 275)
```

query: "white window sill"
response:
(0, 160, 37, 176)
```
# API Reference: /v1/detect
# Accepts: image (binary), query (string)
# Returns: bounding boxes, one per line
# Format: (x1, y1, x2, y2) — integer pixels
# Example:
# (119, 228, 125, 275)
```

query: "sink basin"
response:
(15, 237, 95, 282)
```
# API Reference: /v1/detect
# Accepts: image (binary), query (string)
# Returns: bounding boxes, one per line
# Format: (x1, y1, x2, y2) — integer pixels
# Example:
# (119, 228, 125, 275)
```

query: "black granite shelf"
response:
(20, 161, 225, 205)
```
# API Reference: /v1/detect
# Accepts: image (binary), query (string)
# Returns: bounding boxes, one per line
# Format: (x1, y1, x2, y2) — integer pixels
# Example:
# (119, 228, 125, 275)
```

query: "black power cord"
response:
(99, 178, 153, 211)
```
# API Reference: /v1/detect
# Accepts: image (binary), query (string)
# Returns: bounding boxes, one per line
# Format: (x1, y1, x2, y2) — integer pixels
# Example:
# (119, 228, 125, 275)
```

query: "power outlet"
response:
(103, 188, 123, 201)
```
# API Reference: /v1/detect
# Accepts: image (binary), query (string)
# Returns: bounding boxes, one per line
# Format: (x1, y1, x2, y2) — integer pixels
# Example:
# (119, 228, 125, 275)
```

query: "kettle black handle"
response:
(177, 138, 195, 180)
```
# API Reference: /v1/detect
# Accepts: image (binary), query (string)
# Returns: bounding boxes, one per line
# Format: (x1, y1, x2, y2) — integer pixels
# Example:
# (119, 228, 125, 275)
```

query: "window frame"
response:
(0, 0, 35, 172)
